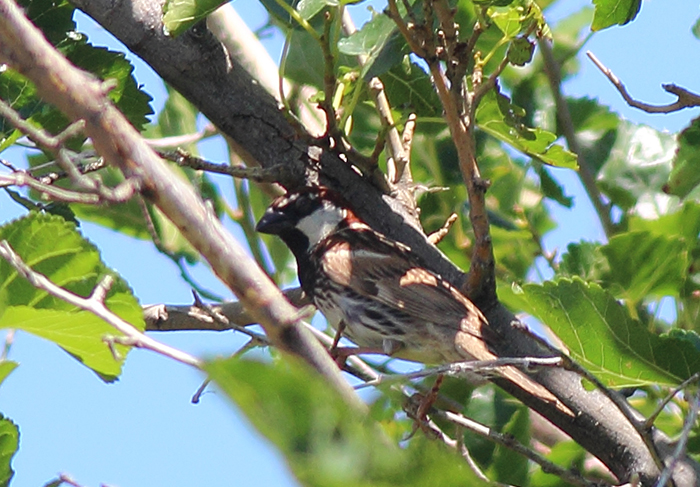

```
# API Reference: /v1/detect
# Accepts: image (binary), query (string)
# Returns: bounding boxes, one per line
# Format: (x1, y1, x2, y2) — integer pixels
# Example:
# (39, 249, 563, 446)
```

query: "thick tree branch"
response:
(17, 1, 699, 483)
(0, 0, 363, 411)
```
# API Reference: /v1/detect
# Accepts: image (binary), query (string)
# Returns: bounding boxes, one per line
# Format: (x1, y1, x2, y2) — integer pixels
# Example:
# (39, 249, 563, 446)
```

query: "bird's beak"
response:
(255, 208, 289, 235)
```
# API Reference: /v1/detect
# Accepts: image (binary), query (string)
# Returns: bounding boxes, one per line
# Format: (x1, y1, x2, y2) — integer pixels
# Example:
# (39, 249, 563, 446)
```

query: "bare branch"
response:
(0, 240, 203, 368)
(587, 51, 700, 114)
(387, 0, 495, 306)
(539, 40, 616, 237)
(644, 373, 700, 430)
(357, 356, 564, 390)
(144, 288, 307, 333)
(654, 389, 700, 487)
(159, 148, 293, 185)
(0, 97, 139, 203)
(0, 0, 363, 411)
(405, 395, 598, 487)
(428, 212, 458, 245)
(145, 125, 217, 149)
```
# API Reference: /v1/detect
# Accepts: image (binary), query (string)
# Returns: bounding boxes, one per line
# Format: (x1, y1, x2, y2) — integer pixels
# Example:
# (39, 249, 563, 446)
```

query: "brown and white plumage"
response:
(256, 187, 571, 415)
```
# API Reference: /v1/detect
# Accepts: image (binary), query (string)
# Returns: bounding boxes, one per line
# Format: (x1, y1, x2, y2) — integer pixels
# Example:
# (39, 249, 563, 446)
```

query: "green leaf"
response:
(163, 0, 228, 37)
(628, 201, 700, 245)
(665, 117, 700, 199)
(0, 361, 18, 388)
(380, 62, 441, 117)
(530, 441, 586, 486)
(476, 90, 578, 169)
(206, 356, 489, 487)
(601, 231, 689, 302)
(297, 0, 338, 21)
(337, 2, 413, 79)
(489, 404, 530, 485)
(0, 0, 152, 147)
(563, 97, 620, 175)
(597, 121, 676, 212)
(558, 241, 608, 282)
(0, 213, 144, 381)
(65, 42, 153, 131)
(259, 0, 301, 29)
(506, 37, 534, 66)
(284, 28, 325, 88)
(533, 162, 573, 207)
(515, 277, 700, 387)
(591, 0, 642, 31)
(0, 415, 19, 487)
(693, 16, 700, 40)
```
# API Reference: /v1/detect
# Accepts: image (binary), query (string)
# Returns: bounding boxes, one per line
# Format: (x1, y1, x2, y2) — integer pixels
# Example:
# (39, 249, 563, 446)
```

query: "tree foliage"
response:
(1, 0, 700, 485)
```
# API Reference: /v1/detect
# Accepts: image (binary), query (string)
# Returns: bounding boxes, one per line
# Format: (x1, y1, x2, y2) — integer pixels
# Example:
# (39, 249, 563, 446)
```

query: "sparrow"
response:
(256, 187, 571, 415)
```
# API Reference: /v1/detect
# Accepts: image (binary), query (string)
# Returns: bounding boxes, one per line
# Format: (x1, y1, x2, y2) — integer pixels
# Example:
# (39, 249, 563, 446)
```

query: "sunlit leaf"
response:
(591, 0, 641, 31)
(338, 3, 410, 79)
(297, 0, 338, 21)
(628, 201, 700, 244)
(0, 213, 143, 381)
(0, 361, 18, 388)
(476, 90, 578, 169)
(163, 0, 229, 36)
(597, 121, 676, 214)
(0, 0, 152, 148)
(601, 231, 689, 302)
(513, 278, 700, 388)
(558, 241, 608, 282)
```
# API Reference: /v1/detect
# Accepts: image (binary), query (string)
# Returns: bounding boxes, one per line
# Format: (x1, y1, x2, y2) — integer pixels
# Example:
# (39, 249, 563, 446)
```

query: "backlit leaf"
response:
(0, 213, 143, 381)
(514, 278, 700, 387)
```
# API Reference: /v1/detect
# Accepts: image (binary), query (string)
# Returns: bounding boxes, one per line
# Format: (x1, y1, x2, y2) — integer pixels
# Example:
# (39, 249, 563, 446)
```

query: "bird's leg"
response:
(329, 321, 346, 353)
(405, 374, 446, 439)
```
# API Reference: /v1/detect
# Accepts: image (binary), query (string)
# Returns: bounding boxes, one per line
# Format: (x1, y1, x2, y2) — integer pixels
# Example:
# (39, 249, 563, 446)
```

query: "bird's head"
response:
(256, 187, 353, 254)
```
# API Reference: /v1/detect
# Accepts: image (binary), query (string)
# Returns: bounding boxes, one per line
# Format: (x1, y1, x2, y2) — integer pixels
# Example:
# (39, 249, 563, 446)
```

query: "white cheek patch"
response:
(297, 205, 345, 246)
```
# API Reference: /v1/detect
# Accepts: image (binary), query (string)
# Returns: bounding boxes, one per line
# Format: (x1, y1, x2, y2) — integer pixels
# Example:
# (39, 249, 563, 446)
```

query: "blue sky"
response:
(1, 1, 700, 486)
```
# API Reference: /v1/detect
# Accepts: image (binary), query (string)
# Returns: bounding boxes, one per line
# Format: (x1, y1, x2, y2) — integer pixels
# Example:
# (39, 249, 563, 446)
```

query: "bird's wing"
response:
(317, 227, 487, 334)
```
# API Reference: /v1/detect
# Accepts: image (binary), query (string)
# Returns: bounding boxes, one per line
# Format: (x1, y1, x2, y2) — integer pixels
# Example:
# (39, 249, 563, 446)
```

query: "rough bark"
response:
(26, 0, 699, 483)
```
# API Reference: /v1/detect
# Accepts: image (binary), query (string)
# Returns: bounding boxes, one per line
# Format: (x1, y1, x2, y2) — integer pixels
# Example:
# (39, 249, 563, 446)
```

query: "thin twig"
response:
(58, 473, 85, 487)
(0, 98, 139, 203)
(428, 212, 458, 244)
(653, 389, 700, 487)
(405, 395, 597, 487)
(414, 410, 514, 486)
(341, 9, 410, 187)
(388, 0, 495, 305)
(159, 149, 292, 185)
(523, 327, 667, 475)
(0, 171, 101, 204)
(587, 51, 700, 114)
(0, 240, 203, 368)
(145, 125, 217, 148)
(644, 373, 700, 430)
(539, 40, 615, 237)
(356, 356, 564, 390)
